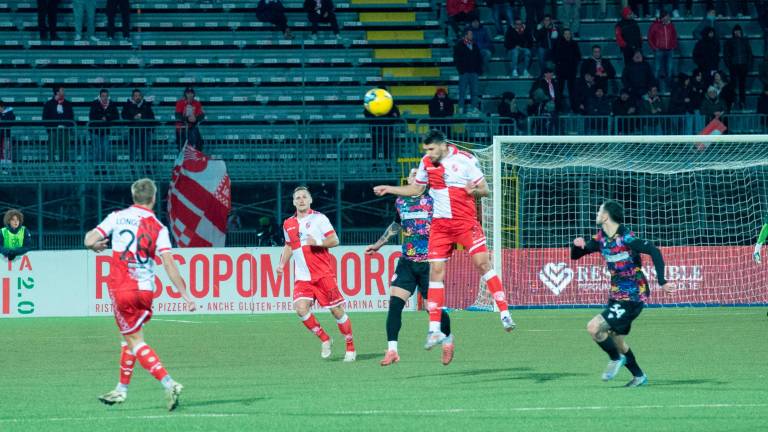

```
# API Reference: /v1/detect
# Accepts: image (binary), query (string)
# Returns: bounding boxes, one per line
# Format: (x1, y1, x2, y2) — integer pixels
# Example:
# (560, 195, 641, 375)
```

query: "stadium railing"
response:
(527, 114, 768, 136)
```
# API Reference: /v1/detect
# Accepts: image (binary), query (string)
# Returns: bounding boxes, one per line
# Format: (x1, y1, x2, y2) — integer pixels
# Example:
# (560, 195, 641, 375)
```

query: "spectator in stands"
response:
(523, 0, 545, 29)
(0, 100, 14, 163)
(72, 0, 98, 41)
(690, 69, 708, 110)
(580, 45, 616, 90)
(487, 0, 514, 40)
(498, 91, 526, 130)
(505, 18, 534, 77)
(757, 87, 768, 115)
(561, 0, 581, 38)
(454, 28, 483, 114)
(255, 216, 282, 247)
(88, 88, 119, 161)
(304, 0, 340, 39)
(106, 0, 131, 40)
(668, 73, 695, 133)
(534, 14, 558, 70)
(615, 7, 643, 64)
(42, 86, 74, 162)
(622, 51, 657, 101)
(529, 67, 561, 112)
(640, 85, 664, 133)
(613, 88, 638, 134)
(470, 19, 493, 75)
(723, 24, 752, 110)
(122, 88, 156, 161)
(693, 8, 724, 40)
(37, 0, 60, 41)
(573, 71, 598, 114)
(628, 0, 650, 17)
(693, 27, 720, 77)
(175, 87, 205, 150)
(527, 87, 558, 134)
(256, 0, 294, 39)
(428, 88, 454, 118)
(1, 209, 33, 261)
(586, 87, 611, 134)
(711, 70, 735, 110)
(553, 28, 581, 111)
(700, 85, 726, 122)
(446, 0, 478, 39)
(647, 10, 677, 91)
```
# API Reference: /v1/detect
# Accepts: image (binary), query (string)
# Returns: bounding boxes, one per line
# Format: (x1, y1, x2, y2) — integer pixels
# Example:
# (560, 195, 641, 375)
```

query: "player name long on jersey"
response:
(96, 205, 173, 291)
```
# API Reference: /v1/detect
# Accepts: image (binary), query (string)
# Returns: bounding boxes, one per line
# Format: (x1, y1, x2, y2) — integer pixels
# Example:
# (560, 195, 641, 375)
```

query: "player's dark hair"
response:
(3, 209, 23, 226)
(601, 200, 624, 224)
(293, 186, 311, 197)
(422, 130, 447, 146)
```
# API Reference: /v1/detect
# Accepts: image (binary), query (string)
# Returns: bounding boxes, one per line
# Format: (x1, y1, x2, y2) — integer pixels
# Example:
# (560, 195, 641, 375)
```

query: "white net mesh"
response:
(462, 135, 768, 309)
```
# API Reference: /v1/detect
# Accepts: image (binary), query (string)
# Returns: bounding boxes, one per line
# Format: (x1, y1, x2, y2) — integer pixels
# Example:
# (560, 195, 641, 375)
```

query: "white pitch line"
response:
(0, 413, 246, 423)
(152, 319, 204, 324)
(331, 403, 768, 416)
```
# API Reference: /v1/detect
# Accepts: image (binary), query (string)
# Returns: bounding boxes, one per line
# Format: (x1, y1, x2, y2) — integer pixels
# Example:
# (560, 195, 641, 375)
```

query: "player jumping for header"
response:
(277, 186, 356, 362)
(367, 168, 454, 366)
(374, 130, 515, 354)
(571, 200, 675, 387)
(84, 178, 197, 410)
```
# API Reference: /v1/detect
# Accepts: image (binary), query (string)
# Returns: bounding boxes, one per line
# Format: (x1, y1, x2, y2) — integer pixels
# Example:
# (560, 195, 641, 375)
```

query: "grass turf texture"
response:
(0, 308, 766, 431)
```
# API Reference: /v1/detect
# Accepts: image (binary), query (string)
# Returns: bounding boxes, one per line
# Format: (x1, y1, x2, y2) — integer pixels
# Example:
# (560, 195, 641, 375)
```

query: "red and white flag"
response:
(168, 144, 231, 247)
(695, 118, 728, 151)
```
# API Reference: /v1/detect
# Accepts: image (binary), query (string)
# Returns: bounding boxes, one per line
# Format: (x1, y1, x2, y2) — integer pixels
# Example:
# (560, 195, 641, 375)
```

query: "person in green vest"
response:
(754, 215, 768, 264)
(1, 209, 33, 261)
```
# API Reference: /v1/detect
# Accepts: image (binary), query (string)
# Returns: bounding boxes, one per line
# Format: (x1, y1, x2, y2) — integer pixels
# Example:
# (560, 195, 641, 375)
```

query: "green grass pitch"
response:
(0, 308, 766, 431)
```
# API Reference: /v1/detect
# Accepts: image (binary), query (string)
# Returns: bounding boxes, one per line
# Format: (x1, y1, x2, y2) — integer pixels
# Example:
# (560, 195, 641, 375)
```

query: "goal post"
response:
(461, 134, 768, 309)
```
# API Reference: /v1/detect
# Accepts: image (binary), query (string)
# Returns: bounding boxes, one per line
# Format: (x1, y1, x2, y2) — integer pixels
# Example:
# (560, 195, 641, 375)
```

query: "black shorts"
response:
(391, 259, 430, 298)
(600, 299, 644, 336)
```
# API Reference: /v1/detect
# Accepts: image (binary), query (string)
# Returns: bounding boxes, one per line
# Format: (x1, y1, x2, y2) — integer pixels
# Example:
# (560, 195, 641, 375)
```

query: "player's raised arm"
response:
(366, 221, 401, 254)
(628, 238, 674, 292)
(160, 252, 197, 312)
(84, 212, 115, 252)
(373, 183, 425, 198)
(570, 236, 600, 260)
(753, 219, 768, 264)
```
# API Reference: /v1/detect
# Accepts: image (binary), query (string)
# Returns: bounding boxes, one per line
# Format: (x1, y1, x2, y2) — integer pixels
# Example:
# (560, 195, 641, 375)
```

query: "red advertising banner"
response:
(445, 247, 768, 308)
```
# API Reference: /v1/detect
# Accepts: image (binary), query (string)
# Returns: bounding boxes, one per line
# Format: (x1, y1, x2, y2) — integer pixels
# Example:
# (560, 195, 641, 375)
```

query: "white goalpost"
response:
(457, 134, 768, 310)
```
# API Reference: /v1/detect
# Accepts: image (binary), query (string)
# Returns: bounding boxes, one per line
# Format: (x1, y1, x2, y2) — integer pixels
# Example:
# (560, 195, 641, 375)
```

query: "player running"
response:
(84, 178, 197, 410)
(571, 200, 675, 387)
(366, 169, 454, 366)
(374, 130, 515, 352)
(752, 215, 768, 264)
(277, 186, 356, 362)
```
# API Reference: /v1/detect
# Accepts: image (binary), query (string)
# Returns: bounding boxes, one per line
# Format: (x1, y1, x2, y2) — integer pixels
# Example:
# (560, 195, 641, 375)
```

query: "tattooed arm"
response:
(365, 221, 401, 254)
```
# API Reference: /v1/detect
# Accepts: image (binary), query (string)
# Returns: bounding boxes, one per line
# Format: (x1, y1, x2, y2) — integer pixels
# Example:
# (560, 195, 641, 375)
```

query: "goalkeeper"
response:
(753, 216, 768, 264)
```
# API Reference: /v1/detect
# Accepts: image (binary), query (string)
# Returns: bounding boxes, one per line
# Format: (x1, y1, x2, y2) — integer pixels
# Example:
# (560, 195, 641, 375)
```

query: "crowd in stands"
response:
(34, 0, 341, 42)
(446, 0, 768, 129)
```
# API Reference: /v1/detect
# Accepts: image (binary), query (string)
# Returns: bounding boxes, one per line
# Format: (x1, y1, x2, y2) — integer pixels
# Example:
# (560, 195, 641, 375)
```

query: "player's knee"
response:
(586, 320, 600, 337)
(295, 303, 310, 317)
(475, 260, 492, 274)
(329, 306, 345, 319)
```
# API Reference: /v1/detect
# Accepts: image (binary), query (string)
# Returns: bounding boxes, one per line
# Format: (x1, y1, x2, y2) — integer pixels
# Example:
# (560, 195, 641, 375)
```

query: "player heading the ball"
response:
(84, 178, 197, 411)
(277, 186, 356, 362)
(374, 130, 515, 356)
(571, 200, 675, 387)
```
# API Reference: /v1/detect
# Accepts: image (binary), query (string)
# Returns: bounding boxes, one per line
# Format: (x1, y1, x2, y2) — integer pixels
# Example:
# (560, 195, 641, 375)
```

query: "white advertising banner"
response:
(0, 246, 416, 318)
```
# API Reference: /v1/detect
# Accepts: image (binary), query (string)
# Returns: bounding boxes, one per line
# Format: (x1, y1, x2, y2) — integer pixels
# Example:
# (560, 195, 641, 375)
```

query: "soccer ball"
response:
(363, 88, 393, 116)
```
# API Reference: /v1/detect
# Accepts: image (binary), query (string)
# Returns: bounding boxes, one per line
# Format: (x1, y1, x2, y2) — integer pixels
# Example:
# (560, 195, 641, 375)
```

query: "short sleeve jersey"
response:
(394, 195, 432, 262)
(415, 145, 484, 221)
(283, 210, 337, 281)
(95, 205, 173, 291)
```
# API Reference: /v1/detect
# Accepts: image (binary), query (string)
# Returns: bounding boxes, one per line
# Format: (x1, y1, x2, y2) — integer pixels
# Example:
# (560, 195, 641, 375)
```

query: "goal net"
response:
(452, 135, 768, 309)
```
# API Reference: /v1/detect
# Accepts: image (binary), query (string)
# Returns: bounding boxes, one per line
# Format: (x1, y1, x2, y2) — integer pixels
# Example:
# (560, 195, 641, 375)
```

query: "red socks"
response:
(483, 270, 509, 311)
(427, 281, 445, 324)
(119, 343, 136, 386)
(301, 313, 331, 342)
(336, 314, 355, 352)
(132, 343, 169, 382)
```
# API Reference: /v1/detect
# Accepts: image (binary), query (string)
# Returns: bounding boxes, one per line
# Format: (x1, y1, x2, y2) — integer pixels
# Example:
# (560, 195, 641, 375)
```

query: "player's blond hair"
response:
(131, 178, 157, 205)
(293, 186, 311, 198)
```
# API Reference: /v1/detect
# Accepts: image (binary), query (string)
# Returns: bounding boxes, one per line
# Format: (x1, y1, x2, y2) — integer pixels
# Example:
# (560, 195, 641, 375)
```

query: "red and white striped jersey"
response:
(415, 145, 484, 221)
(283, 210, 336, 281)
(95, 205, 172, 291)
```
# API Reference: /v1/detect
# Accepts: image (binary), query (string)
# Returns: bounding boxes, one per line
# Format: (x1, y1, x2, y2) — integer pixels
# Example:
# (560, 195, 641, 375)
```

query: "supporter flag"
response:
(168, 144, 231, 247)
(695, 118, 727, 151)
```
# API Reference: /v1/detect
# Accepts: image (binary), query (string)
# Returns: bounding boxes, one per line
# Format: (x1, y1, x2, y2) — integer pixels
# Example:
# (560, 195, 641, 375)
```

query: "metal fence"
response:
(526, 114, 768, 136)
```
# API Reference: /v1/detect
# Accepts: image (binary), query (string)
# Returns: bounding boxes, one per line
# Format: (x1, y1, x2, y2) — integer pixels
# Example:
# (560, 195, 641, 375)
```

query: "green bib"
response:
(2, 227, 25, 249)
